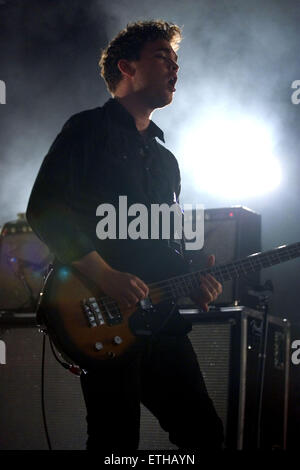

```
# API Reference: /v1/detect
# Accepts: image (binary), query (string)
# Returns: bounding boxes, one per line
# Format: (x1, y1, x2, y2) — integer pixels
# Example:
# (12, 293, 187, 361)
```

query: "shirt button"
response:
(123, 155, 127, 159)
(145, 167, 149, 171)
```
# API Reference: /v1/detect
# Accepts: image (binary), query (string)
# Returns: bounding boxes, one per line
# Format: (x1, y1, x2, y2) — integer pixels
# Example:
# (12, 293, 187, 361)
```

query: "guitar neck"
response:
(150, 242, 300, 301)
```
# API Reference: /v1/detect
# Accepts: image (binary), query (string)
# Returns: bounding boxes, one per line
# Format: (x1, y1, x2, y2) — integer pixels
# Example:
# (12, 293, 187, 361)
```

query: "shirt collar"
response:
(104, 97, 165, 143)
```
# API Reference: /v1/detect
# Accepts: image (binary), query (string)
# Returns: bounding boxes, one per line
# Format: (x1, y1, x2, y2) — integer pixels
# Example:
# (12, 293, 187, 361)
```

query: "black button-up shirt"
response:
(26, 98, 184, 282)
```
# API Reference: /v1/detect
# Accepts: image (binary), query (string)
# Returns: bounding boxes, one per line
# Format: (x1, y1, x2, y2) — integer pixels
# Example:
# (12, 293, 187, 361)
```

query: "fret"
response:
(179, 278, 185, 297)
(281, 249, 292, 259)
(188, 274, 195, 294)
(278, 251, 291, 261)
(260, 256, 270, 268)
(230, 263, 239, 277)
(173, 276, 186, 298)
(148, 242, 300, 300)
(179, 276, 189, 294)
(236, 262, 249, 276)
(167, 279, 176, 299)
(191, 273, 198, 290)
(294, 245, 300, 256)
(268, 253, 279, 265)
(226, 263, 239, 277)
(170, 278, 179, 298)
(191, 272, 200, 290)
(167, 279, 176, 298)
(212, 267, 225, 283)
(247, 258, 257, 272)
(219, 265, 232, 281)
(239, 261, 249, 276)
(253, 257, 264, 269)
(233, 263, 242, 276)
(180, 276, 188, 296)
(181, 275, 190, 297)
(288, 248, 300, 259)
(272, 251, 281, 262)
(242, 258, 254, 271)
(246, 260, 255, 272)
(187, 275, 196, 295)
(276, 250, 286, 261)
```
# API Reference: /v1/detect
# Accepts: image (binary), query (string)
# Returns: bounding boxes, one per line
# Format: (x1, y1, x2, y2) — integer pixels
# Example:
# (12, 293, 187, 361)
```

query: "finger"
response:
(195, 299, 209, 312)
(123, 292, 140, 307)
(128, 278, 147, 300)
(191, 289, 211, 310)
(201, 288, 215, 303)
(199, 273, 221, 296)
(134, 277, 149, 297)
(199, 274, 216, 292)
(204, 274, 223, 294)
(207, 254, 215, 267)
(126, 274, 148, 297)
(196, 282, 215, 303)
(133, 285, 148, 300)
(198, 284, 218, 304)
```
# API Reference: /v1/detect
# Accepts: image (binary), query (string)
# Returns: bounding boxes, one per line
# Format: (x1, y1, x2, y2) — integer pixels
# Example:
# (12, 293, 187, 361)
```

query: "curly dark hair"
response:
(99, 20, 182, 94)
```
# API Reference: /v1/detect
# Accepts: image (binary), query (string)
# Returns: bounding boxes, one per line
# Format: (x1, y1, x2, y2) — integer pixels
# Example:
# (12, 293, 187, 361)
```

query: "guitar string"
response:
(94, 245, 300, 312)
(92, 244, 300, 315)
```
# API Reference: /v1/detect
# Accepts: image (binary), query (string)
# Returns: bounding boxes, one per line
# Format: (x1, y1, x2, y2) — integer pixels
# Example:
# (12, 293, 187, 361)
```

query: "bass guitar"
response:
(37, 241, 300, 370)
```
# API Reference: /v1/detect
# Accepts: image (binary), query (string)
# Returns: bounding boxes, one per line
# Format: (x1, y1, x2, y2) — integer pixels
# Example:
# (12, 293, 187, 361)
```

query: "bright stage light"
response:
(179, 115, 282, 199)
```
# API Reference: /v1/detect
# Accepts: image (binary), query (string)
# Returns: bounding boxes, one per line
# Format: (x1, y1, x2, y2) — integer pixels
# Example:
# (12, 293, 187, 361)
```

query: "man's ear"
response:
(117, 59, 136, 78)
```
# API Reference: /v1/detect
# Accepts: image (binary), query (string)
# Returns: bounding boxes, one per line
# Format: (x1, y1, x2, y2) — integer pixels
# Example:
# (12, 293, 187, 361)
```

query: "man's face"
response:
(130, 38, 179, 109)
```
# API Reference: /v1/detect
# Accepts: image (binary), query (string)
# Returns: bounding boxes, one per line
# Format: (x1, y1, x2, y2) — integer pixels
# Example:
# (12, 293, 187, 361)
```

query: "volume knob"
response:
(95, 342, 103, 351)
(113, 336, 123, 345)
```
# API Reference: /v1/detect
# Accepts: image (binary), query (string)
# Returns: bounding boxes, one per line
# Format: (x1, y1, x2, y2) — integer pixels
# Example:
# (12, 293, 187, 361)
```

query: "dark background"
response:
(0, 0, 300, 323)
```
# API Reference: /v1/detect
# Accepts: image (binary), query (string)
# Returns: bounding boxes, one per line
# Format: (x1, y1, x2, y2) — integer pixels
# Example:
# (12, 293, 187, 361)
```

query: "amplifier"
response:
(287, 322, 300, 449)
(184, 206, 261, 306)
(139, 307, 290, 450)
(0, 317, 86, 450)
(0, 309, 290, 450)
(0, 214, 53, 312)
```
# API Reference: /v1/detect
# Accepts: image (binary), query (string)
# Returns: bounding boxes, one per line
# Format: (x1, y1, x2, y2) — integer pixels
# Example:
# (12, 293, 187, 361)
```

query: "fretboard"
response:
(150, 242, 300, 301)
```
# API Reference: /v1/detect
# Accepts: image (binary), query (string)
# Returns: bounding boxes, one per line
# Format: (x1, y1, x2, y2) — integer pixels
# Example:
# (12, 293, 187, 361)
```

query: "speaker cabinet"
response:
(139, 307, 290, 450)
(185, 207, 261, 306)
(0, 318, 86, 450)
(0, 309, 290, 450)
(0, 215, 53, 312)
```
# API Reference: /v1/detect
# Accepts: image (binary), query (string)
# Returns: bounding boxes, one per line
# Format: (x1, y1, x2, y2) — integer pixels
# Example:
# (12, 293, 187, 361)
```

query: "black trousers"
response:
(80, 334, 224, 451)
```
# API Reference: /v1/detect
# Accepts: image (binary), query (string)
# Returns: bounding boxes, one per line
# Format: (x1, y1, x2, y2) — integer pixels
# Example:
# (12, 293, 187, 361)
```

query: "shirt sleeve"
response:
(26, 115, 96, 265)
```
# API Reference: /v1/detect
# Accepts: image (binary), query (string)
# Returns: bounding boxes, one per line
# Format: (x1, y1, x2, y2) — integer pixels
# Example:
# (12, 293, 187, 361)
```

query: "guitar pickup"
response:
(82, 297, 105, 327)
(101, 298, 123, 326)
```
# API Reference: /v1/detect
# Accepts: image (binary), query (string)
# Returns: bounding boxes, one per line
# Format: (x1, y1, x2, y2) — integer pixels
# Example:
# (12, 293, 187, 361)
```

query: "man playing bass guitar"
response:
(26, 20, 224, 451)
